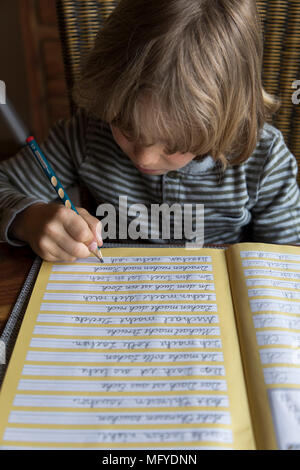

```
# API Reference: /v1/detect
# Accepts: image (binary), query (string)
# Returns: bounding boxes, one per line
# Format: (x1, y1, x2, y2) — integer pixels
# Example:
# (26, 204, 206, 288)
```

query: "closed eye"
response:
(121, 131, 133, 141)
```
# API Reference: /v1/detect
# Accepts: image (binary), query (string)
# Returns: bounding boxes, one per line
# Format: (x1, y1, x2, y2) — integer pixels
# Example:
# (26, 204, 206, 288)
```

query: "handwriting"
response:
(240, 251, 300, 262)
(49, 273, 215, 282)
(250, 299, 300, 314)
(14, 393, 229, 409)
(267, 389, 300, 449)
(243, 260, 300, 270)
(41, 302, 218, 313)
(22, 364, 225, 378)
(18, 378, 228, 392)
(247, 278, 300, 290)
(8, 410, 231, 425)
(2, 250, 239, 450)
(26, 350, 224, 363)
(264, 367, 300, 385)
(23, 364, 225, 379)
(260, 348, 300, 365)
(244, 269, 300, 280)
(274, 390, 300, 426)
(99, 256, 213, 264)
(256, 331, 300, 347)
(47, 282, 215, 292)
(33, 325, 221, 337)
(52, 264, 213, 273)
(70, 256, 213, 264)
(248, 289, 300, 300)
(43, 292, 217, 302)
(253, 314, 300, 330)
(37, 313, 220, 325)
(30, 337, 223, 350)
(3, 427, 233, 444)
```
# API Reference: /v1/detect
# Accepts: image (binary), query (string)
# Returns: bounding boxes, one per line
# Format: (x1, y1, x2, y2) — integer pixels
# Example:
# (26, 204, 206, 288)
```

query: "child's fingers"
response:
(61, 208, 96, 247)
(76, 207, 103, 246)
(54, 230, 91, 259)
(33, 235, 81, 262)
(39, 210, 91, 257)
(44, 245, 77, 262)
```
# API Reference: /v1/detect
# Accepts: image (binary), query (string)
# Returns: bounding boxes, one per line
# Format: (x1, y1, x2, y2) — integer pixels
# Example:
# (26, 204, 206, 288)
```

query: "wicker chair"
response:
(56, 0, 300, 184)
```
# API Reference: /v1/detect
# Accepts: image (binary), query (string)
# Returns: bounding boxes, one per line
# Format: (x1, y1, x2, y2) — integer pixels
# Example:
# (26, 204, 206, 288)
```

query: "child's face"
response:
(110, 125, 197, 175)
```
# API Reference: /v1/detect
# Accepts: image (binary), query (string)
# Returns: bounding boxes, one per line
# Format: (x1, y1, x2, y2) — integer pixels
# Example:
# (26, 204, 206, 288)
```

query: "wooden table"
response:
(0, 243, 35, 335)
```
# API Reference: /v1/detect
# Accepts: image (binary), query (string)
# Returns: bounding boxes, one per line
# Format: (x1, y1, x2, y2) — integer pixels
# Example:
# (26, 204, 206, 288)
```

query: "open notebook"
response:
(0, 243, 299, 450)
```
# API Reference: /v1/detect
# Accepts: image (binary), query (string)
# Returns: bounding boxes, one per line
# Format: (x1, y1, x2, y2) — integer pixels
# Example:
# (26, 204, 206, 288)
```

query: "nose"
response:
(133, 144, 159, 167)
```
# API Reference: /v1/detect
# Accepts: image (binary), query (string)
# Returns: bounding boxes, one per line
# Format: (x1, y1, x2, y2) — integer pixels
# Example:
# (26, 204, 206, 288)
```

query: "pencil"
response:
(26, 136, 104, 263)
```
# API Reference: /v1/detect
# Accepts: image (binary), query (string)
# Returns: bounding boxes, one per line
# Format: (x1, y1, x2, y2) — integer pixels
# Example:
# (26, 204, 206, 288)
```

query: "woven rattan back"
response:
(56, 0, 300, 178)
(56, 0, 119, 112)
(257, 1, 300, 170)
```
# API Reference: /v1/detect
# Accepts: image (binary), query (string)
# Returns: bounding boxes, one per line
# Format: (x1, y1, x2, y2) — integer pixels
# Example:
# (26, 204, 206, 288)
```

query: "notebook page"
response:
(0, 247, 254, 449)
(227, 243, 300, 450)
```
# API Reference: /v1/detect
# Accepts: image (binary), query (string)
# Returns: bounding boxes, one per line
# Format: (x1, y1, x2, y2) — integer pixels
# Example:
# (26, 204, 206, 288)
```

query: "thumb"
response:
(76, 207, 103, 247)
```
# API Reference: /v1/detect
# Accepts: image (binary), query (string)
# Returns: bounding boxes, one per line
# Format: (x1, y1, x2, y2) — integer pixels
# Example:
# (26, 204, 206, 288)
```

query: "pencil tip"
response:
(97, 250, 104, 263)
(96, 245, 104, 263)
(90, 248, 104, 263)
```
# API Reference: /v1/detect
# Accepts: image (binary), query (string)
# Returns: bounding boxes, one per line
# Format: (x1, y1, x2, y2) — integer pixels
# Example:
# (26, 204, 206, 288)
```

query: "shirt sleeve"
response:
(251, 129, 300, 245)
(0, 108, 88, 246)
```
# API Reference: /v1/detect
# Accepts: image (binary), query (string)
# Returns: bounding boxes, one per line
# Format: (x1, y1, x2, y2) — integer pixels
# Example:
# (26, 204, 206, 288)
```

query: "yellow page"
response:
(0, 247, 254, 449)
(227, 243, 300, 450)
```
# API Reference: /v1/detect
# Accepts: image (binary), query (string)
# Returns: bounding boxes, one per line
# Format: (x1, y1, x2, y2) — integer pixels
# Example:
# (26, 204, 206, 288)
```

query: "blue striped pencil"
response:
(26, 136, 104, 263)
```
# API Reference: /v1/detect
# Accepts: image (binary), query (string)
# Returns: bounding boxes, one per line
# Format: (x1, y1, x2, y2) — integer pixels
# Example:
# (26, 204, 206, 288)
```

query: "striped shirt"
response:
(0, 108, 300, 246)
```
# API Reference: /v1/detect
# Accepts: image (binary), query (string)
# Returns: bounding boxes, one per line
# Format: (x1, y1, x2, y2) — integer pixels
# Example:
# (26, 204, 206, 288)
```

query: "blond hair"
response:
(73, 0, 280, 167)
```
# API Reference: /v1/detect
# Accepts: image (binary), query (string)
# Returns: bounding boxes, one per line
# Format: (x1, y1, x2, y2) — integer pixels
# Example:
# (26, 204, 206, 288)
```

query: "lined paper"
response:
(0, 247, 254, 450)
(240, 249, 300, 450)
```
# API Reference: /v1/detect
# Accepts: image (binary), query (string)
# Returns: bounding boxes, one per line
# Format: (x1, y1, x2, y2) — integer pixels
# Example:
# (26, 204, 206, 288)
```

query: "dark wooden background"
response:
(0, 0, 70, 161)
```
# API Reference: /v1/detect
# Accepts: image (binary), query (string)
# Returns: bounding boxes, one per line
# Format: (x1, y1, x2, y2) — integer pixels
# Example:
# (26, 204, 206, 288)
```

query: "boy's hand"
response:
(9, 202, 103, 261)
